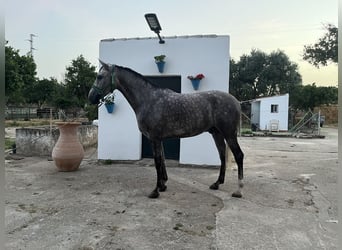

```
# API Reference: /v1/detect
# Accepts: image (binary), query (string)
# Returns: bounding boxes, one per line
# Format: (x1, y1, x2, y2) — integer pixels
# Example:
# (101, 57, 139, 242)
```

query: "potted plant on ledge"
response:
(154, 54, 166, 73)
(104, 94, 115, 113)
(187, 73, 205, 90)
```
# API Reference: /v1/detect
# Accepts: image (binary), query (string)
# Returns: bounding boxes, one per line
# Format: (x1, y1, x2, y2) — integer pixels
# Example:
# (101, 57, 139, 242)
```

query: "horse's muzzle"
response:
(88, 88, 101, 104)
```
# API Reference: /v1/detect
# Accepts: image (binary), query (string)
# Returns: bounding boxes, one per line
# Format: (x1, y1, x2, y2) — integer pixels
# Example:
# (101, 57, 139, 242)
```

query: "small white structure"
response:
(251, 94, 289, 131)
(97, 35, 230, 165)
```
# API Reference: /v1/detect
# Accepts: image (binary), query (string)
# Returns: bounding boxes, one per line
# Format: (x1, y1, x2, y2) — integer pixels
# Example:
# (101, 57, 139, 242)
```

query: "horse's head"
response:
(88, 60, 116, 104)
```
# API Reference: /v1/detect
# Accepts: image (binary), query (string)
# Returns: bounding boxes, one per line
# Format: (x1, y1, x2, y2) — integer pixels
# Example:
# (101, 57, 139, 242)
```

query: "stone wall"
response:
(16, 125, 98, 156)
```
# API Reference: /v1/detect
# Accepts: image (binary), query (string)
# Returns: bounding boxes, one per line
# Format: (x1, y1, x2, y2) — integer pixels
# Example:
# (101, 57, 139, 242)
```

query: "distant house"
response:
(251, 94, 289, 131)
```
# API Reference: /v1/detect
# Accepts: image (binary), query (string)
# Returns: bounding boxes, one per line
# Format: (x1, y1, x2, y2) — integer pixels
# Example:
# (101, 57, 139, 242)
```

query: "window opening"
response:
(271, 104, 278, 113)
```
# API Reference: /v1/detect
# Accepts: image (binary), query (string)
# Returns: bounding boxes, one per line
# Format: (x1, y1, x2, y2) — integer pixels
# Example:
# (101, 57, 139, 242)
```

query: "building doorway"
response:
(141, 75, 181, 160)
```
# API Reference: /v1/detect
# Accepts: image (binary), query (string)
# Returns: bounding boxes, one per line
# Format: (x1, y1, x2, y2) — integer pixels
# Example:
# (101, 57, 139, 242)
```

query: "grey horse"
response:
(88, 61, 244, 198)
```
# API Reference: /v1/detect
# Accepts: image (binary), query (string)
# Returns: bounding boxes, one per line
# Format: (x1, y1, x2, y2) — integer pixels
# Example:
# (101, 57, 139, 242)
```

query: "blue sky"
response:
(5, 0, 338, 86)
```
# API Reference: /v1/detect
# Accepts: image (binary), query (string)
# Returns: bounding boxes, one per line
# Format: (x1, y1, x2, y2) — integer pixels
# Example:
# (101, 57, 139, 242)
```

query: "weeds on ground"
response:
(5, 138, 15, 150)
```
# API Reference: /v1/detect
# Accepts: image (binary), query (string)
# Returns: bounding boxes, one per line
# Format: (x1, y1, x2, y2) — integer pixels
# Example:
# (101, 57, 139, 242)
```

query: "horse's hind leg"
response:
(209, 130, 227, 190)
(226, 136, 244, 198)
(159, 142, 168, 185)
(149, 140, 168, 199)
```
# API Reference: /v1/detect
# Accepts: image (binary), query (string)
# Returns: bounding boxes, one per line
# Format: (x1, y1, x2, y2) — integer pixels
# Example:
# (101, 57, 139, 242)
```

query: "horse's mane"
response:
(116, 65, 160, 89)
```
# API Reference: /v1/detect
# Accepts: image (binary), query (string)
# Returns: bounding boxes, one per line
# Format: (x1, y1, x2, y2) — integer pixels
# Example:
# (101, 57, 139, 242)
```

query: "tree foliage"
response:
(290, 83, 338, 111)
(26, 77, 59, 108)
(230, 49, 302, 101)
(52, 83, 74, 110)
(5, 44, 98, 120)
(303, 24, 338, 67)
(64, 55, 97, 108)
(5, 44, 37, 104)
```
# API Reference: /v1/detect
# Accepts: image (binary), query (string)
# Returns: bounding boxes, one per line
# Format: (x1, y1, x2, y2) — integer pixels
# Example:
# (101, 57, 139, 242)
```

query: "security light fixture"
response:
(144, 13, 165, 44)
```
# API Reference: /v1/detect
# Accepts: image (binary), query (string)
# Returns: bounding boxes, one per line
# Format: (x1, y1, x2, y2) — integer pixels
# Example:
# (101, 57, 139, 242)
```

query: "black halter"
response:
(92, 65, 116, 95)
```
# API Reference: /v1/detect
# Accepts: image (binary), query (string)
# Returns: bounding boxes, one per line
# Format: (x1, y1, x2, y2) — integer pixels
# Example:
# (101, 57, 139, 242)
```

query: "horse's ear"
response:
(99, 59, 110, 71)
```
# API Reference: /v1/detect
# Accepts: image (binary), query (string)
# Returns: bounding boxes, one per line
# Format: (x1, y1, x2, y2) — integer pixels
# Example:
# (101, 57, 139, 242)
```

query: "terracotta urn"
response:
(52, 122, 84, 171)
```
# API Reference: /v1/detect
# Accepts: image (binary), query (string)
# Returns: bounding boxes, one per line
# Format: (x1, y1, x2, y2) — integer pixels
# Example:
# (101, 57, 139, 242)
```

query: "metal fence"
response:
(5, 107, 58, 120)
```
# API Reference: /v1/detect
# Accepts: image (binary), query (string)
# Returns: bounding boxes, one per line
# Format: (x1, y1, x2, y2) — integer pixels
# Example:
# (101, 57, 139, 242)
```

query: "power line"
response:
(26, 34, 37, 57)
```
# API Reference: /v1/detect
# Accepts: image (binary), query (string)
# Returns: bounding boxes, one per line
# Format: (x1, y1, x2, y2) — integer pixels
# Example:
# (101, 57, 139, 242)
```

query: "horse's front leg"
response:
(149, 140, 168, 198)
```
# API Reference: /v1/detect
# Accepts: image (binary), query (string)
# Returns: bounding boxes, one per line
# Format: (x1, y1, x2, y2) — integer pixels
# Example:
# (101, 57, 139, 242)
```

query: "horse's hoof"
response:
(232, 190, 242, 198)
(159, 185, 167, 192)
(148, 190, 160, 199)
(209, 183, 219, 190)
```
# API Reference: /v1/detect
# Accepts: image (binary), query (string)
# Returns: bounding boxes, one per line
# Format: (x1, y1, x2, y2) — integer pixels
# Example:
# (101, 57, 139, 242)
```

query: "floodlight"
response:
(144, 13, 165, 44)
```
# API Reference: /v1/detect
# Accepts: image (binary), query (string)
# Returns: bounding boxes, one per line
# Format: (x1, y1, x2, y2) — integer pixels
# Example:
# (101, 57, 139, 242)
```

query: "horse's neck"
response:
(116, 68, 156, 113)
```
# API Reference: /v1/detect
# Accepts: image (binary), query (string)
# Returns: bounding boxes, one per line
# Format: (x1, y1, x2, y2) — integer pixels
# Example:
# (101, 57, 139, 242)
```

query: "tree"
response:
(230, 49, 302, 101)
(303, 24, 338, 67)
(5, 44, 37, 105)
(290, 83, 338, 111)
(261, 50, 302, 95)
(5, 46, 23, 104)
(52, 83, 74, 110)
(64, 55, 97, 108)
(20, 55, 38, 103)
(26, 77, 59, 108)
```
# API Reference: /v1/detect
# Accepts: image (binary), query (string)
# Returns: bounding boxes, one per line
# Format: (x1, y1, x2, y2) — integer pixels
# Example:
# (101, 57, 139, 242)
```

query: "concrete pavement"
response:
(5, 127, 338, 249)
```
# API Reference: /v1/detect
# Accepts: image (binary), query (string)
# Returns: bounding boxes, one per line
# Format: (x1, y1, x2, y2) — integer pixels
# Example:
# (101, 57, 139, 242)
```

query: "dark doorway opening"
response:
(141, 76, 181, 160)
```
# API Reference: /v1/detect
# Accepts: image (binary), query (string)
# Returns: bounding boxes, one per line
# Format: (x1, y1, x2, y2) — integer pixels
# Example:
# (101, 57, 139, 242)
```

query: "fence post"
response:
(50, 108, 52, 135)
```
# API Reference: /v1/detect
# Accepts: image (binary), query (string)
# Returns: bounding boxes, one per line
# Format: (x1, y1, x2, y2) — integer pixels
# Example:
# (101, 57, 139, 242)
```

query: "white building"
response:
(251, 94, 289, 131)
(97, 35, 230, 165)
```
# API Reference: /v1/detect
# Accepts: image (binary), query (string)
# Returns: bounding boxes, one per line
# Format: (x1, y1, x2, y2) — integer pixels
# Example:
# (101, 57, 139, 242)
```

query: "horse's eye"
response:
(97, 75, 103, 80)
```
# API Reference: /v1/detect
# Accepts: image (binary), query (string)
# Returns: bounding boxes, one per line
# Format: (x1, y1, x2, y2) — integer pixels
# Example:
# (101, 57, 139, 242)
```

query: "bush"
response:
(84, 105, 98, 122)
(241, 129, 253, 135)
